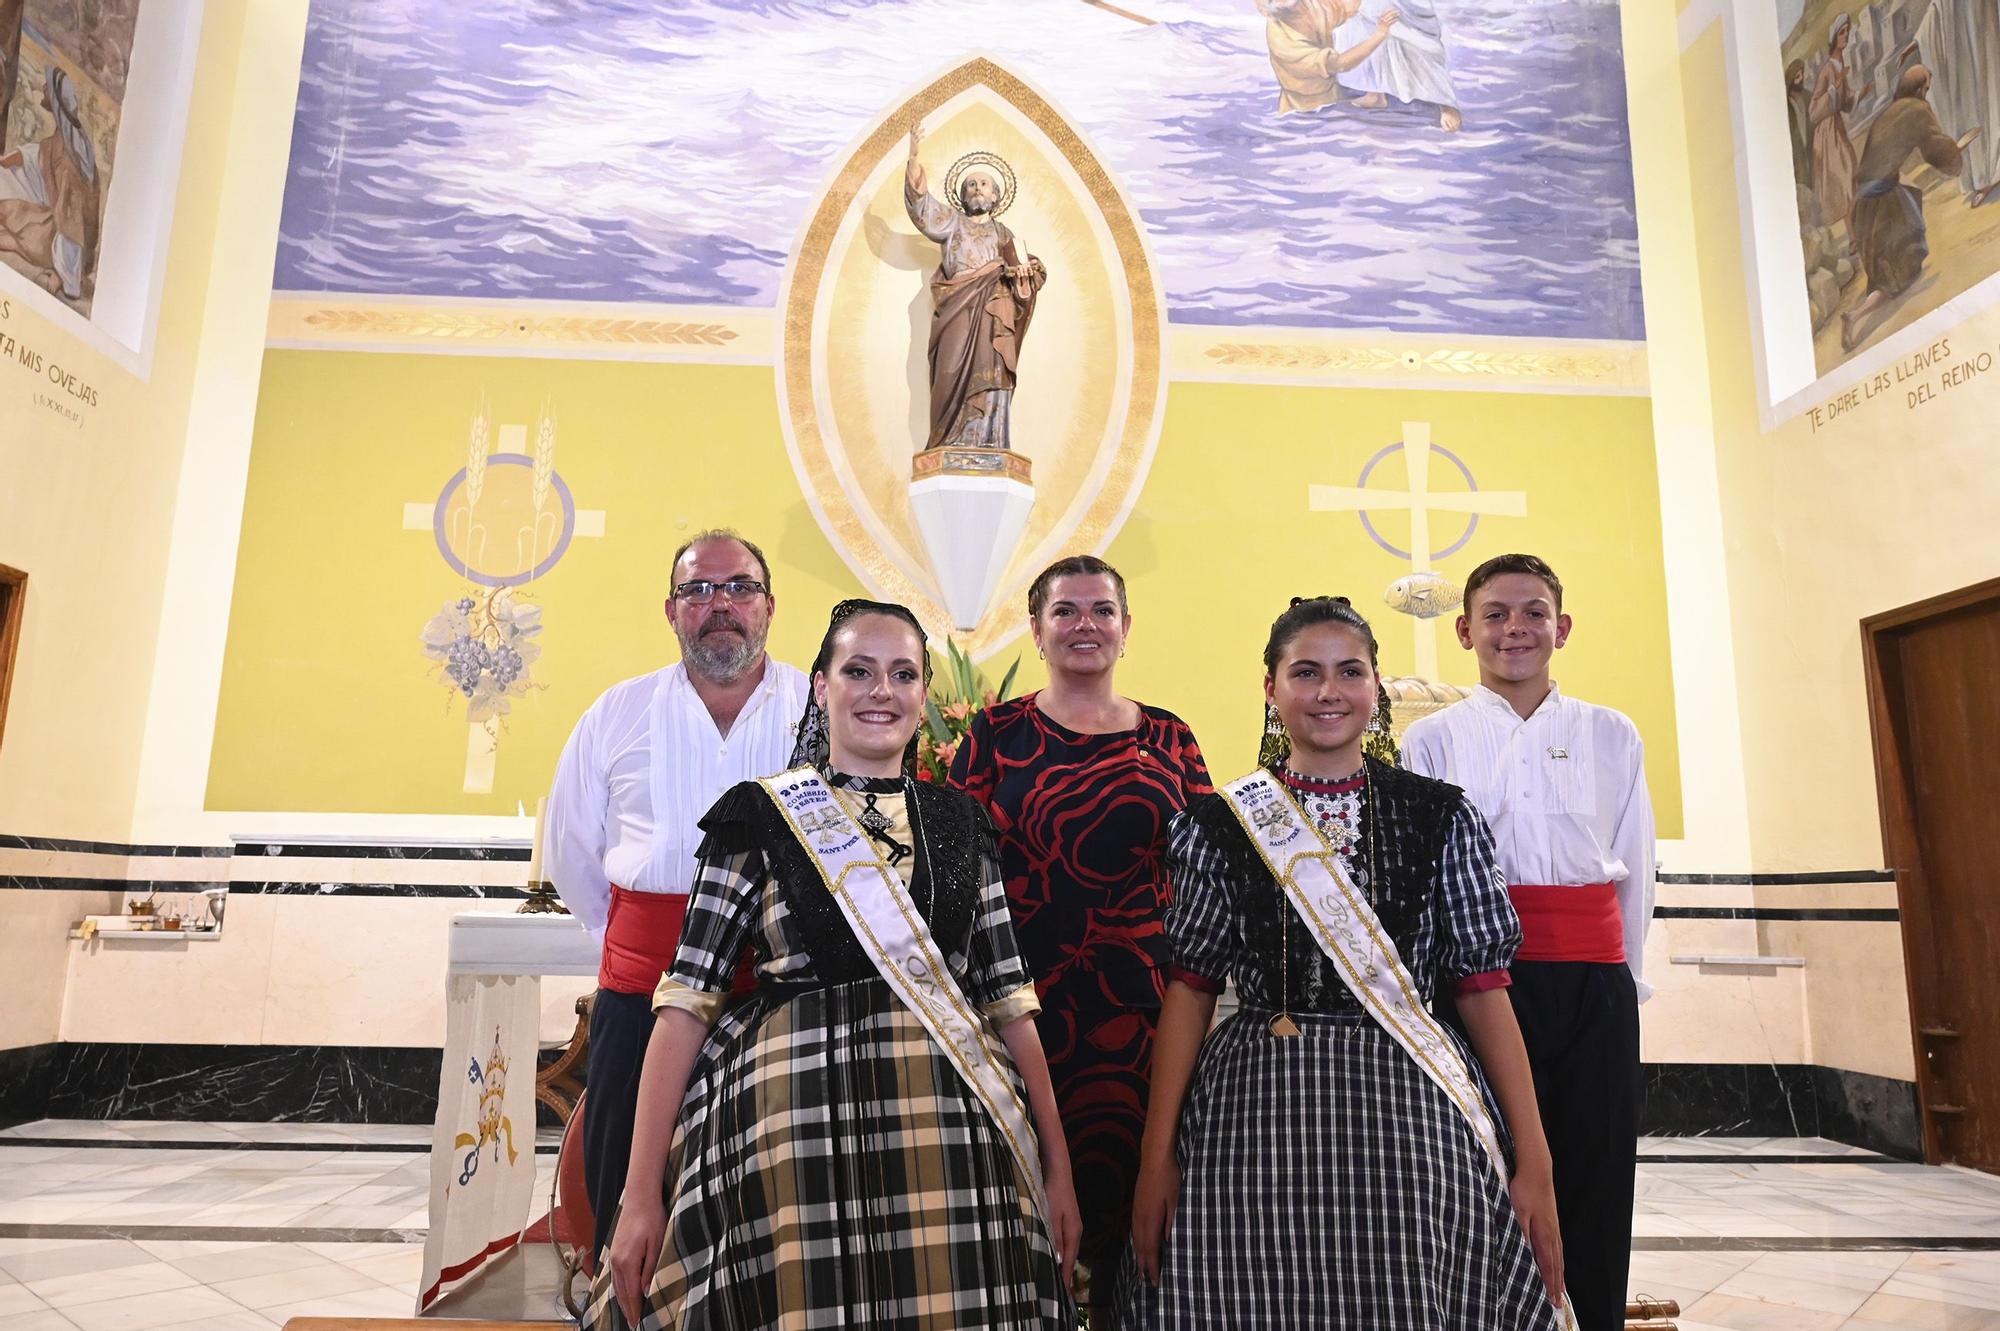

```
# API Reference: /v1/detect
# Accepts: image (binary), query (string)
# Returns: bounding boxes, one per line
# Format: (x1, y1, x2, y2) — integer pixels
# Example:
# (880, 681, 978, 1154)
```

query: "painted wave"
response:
(275, 0, 1644, 339)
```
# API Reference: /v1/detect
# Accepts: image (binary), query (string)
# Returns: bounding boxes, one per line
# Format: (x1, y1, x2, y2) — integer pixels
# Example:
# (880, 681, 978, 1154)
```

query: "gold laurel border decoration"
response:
(298, 307, 738, 346)
(267, 295, 776, 360)
(1204, 342, 1618, 379)
(1181, 332, 1648, 392)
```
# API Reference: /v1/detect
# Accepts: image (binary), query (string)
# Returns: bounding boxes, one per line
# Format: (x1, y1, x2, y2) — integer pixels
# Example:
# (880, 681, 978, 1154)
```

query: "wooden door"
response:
(0, 563, 22, 754)
(1865, 578, 2000, 1169)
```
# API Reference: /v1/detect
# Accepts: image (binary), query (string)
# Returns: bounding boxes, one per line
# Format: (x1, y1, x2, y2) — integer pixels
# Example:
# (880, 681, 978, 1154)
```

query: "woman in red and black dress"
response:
(948, 555, 1210, 1317)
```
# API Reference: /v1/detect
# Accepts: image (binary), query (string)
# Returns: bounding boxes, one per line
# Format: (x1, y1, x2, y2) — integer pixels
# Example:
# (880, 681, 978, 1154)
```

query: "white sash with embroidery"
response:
(1220, 769, 1510, 1181)
(759, 768, 1047, 1217)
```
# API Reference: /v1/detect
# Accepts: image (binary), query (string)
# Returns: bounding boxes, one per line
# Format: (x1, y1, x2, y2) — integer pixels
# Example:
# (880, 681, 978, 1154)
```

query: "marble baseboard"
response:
(0, 834, 229, 856)
(225, 881, 530, 898)
(1643, 1062, 1922, 1159)
(0, 1043, 59, 1126)
(8, 1042, 1923, 1154)
(235, 841, 529, 861)
(16, 1042, 588, 1126)
(41, 1043, 442, 1124)
(1809, 1063, 1924, 1159)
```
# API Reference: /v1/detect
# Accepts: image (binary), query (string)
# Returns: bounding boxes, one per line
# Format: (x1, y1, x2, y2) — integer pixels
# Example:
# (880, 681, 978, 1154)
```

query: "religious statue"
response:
(904, 123, 1048, 451)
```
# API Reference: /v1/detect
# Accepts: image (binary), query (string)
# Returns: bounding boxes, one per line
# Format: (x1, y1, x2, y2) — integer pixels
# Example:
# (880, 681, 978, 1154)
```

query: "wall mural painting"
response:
(1782, 0, 2000, 370)
(0, 0, 138, 315)
(277, 0, 1644, 341)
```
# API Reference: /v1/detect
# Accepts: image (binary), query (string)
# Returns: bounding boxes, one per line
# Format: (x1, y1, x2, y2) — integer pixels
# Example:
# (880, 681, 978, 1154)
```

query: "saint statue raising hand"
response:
(905, 123, 1048, 451)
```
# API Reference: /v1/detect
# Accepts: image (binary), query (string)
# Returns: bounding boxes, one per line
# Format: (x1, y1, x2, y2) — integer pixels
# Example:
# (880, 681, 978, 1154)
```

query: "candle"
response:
(528, 796, 548, 889)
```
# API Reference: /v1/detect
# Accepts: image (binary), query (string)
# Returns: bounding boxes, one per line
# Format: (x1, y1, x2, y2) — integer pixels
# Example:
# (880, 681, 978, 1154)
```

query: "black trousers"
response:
(583, 987, 656, 1260)
(1509, 960, 1641, 1331)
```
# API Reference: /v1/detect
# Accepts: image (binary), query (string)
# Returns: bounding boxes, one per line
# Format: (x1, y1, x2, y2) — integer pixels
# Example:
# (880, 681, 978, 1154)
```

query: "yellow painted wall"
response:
(207, 354, 856, 814)
(1621, 0, 1757, 878)
(209, 350, 1682, 831)
(0, 1, 306, 844)
(1654, 2, 2000, 1081)
(1124, 381, 1681, 816)
(1678, 27, 2000, 873)
(0, 1, 311, 1051)
(0, 5, 237, 840)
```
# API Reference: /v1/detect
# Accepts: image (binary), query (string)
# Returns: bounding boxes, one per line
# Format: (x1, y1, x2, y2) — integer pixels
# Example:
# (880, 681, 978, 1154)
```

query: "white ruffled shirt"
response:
(545, 659, 808, 942)
(1401, 683, 1657, 1001)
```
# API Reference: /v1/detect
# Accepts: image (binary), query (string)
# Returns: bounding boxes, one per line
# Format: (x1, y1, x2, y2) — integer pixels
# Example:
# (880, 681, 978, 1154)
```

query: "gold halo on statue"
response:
(944, 150, 1018, 217)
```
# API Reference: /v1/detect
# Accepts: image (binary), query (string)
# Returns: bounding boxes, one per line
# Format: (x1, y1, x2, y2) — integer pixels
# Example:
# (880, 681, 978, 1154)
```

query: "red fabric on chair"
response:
(552, 1089, 595, 1278)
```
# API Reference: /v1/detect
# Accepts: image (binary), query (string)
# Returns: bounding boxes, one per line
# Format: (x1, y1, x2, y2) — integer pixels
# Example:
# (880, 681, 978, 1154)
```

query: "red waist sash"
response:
(598, 885, 757, 997)
(1507, 883, 1625, 964)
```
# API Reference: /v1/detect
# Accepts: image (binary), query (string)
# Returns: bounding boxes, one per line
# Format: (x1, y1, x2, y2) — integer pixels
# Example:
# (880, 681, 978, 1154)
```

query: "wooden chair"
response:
(534, 993, 591, 1123)
(1627, 1295, 1681, 1327)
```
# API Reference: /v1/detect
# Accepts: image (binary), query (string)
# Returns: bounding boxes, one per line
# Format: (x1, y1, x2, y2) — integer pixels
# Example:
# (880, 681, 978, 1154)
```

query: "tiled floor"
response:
(2, 1123, 1999, 1328)
(0, 1119, 559, 1328)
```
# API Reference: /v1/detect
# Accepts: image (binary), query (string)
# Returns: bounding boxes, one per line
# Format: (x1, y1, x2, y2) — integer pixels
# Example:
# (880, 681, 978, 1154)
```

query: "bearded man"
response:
(904, 122, 1048, 451)
(546, 528, 807, 1260)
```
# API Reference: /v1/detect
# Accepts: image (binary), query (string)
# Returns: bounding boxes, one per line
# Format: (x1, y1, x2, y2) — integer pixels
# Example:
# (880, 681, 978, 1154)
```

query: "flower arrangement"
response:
(421, 588, 544, 723)
(917, 638, 1019, 783)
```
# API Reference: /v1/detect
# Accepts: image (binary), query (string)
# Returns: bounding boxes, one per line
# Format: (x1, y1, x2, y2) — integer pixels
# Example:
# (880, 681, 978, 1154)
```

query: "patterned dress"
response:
(947, 695, 1210, 1266)
(1114, 759, 1560, 1331)
(585, 773, 1069, 1331)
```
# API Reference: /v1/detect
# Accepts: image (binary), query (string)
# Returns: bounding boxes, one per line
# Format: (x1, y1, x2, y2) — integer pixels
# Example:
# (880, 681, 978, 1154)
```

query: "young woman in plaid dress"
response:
(593, 601, 1080, 1330)
(1120, 597, 1565, 1330)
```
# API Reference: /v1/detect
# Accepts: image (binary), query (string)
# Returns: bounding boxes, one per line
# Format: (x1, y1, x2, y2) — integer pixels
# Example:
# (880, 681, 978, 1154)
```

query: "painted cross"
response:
(404, 422, 606, 794)
(1308, 422, 1526, 682)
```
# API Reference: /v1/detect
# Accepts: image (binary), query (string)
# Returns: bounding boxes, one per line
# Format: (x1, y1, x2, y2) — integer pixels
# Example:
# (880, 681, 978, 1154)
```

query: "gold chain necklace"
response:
(1272, 765, 1376, 1039)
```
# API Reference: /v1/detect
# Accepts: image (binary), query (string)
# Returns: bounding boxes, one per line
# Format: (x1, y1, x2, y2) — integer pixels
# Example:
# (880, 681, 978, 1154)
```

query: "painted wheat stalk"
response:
(532, 400, 556, 514)
(465, 397, 491, 508)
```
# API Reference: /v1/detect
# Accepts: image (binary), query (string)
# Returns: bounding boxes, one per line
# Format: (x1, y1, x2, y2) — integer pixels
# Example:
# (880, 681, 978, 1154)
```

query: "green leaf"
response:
(997, 655, 1020, 700)
(953, 641, 976, 701)
(924, 698, 949, 738)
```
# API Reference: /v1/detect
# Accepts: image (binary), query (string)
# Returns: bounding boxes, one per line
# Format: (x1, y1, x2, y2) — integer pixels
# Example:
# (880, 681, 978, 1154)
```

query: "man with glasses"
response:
(547, 528, 807, 1260)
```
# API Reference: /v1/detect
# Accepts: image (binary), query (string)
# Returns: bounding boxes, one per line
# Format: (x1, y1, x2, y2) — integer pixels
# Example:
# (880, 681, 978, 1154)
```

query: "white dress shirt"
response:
(545, 658, 808, 941)
(1401, 684, 1657, 1000)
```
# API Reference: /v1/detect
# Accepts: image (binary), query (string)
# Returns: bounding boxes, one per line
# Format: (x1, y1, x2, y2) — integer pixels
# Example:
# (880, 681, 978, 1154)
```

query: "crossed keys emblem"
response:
(1252, 791, 1356, 852)
(1250, 802, 1293, 842)
(798, 806, 849, 849)
(451, 1027, 519, 1190)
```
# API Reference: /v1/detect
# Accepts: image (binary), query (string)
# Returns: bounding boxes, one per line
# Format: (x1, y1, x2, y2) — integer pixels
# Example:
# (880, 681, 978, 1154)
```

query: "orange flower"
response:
(935, 740, 960, 769)
(944, 700, 973, 722)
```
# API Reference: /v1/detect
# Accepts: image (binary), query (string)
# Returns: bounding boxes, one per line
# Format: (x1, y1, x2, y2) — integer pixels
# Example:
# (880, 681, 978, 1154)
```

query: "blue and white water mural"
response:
(275, 0, 1643, 340)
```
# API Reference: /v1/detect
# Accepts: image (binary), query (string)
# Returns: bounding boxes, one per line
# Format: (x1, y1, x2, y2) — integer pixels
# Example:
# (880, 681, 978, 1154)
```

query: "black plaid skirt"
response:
(585, 977, 1070, 1330)
(1113, 1009, 1561, 1331)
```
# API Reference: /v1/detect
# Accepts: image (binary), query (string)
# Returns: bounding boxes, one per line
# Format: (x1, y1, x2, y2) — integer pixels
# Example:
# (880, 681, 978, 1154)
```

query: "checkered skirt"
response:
(585, 977, 1069, 1330)
(1112, 1009, 1561, 1331)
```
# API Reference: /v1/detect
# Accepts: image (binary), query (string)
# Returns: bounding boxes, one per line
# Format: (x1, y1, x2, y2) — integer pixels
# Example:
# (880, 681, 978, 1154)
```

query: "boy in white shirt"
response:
(1402, 553, 1654, 1331)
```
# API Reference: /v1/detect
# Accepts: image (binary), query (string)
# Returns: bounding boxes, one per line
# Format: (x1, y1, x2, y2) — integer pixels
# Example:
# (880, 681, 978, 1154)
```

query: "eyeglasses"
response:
(672, 578, 768, 603)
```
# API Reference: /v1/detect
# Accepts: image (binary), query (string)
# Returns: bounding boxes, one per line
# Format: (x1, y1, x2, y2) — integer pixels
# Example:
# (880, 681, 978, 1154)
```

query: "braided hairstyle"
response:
(788, 598, 932, 775)
(1259, 595, 1399, 769)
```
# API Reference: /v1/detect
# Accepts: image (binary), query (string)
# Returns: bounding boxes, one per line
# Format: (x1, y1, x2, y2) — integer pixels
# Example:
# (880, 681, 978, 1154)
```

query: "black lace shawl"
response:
(1181, 757, 1463, 1013)
(694, 775, 996, 985)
